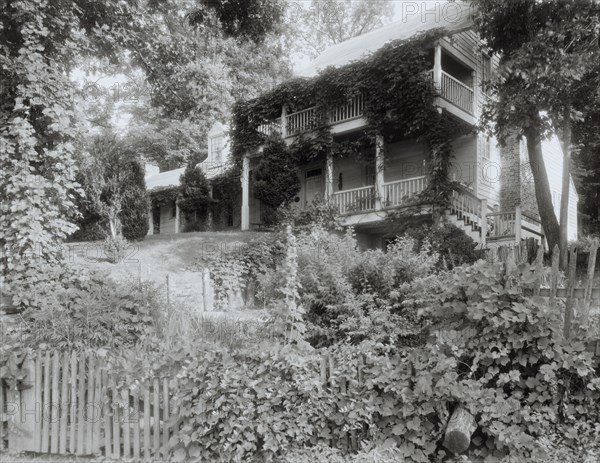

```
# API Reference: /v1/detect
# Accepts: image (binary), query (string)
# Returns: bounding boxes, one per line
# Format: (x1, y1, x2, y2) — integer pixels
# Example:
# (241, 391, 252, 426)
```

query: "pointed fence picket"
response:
(1, 351, 178, 459)
(487, 240, 600, 356)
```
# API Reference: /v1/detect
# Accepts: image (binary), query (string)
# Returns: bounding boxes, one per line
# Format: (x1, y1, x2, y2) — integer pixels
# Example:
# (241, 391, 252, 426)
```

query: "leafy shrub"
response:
(253, 138, 301, 224)
(404, 222, 482, 268)
(177, 164, 215, 231)
(183, 216, 209, 232)
(207, 233, 286, 310)
(103, 235, 128, 263)
(293, 228, 437, 347)
(120, 160, 149, 240)
(569, 234, 599, 252)
(9, 266, 160, 350)
(281, 444, 405, 463)
(283, 195, 343, 230)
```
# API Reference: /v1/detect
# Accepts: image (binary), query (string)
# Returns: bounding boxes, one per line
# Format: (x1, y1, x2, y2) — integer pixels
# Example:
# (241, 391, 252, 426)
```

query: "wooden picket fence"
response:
(0, 351, 177, 459)
(488, 239, 600, 356)
(0, 349, 374, 458)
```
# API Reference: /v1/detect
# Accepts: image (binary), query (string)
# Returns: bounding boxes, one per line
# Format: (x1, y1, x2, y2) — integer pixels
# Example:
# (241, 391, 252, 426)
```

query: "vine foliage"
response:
(231, 28, 472, 212)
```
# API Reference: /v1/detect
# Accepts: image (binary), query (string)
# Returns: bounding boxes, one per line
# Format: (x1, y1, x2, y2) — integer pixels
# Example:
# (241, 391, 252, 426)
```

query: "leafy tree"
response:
(120, 159, 149, 241)
(177, 163, 215, 230)
(121, 0, 292, 169)
(572, 62, 600, 235)
(0, 0, 131, 296)
(0, 0, 287, 297)
(253, 138, 300, 223)
(80, 134, 148, 242)
(472, 0, 600, 264)
(286, 0, 395, 59)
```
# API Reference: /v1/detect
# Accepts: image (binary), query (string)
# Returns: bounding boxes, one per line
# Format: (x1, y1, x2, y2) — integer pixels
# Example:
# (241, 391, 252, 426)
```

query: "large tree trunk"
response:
(525, 127, 560, 254)
(559, 108, 572, 270)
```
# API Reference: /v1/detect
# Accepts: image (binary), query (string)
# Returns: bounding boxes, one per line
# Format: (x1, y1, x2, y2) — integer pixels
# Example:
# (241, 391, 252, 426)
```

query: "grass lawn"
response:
(64, 230, 268, 285)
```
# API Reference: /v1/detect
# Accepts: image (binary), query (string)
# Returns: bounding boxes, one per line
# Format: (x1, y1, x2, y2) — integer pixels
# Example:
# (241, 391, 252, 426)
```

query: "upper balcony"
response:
(257, 45, 476, 140)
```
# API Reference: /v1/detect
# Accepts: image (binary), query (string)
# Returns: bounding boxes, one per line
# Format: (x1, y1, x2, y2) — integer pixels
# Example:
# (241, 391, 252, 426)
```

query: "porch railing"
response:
(329, 94, 365, 124)
(332, 185, 376, 214)
(286, 107, 317, 136)
(450, 187, 485, 230)
(257, 120, 281, 136)
(487, 210, 517, 239)
(382, 176, 427, 207)
(440, 71, 474, 114)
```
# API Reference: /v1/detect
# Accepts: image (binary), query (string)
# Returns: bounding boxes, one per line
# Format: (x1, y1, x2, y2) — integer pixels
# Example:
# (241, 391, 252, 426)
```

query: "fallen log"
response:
(443, 405, 476, 454)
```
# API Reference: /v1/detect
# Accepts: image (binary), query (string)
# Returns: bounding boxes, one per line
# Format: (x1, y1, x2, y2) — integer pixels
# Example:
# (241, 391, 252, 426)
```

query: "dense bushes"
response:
(253, 138, 301, 224)
(120, 160, 149, 240)
(160, 256, 600, 462)
(8, 266, 161, 350)
(177, 164, 215, 231)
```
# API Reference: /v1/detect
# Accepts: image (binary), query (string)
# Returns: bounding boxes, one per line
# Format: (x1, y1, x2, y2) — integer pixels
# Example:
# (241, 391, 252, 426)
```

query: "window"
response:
(305, 168, 322, 178)
(338, 173, 343, 190)
(482, 137, 491, 164)
(209, 134, 226, 164)
(172, 200, 177, 218)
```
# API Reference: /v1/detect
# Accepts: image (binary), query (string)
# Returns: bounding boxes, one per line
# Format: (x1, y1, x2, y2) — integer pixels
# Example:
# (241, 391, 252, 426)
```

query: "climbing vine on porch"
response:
(231, 27, 473, 208)
(149, 186, 179, 209)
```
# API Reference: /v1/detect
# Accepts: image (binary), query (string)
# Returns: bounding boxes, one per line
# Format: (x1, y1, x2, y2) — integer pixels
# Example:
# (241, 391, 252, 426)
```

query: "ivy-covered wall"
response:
(231, 28, 473, 209)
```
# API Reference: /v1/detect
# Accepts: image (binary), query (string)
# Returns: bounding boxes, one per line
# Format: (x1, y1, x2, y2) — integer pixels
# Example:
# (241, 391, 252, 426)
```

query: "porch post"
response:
(325, 151, 333, 201)
(515, 205, 522, 243)
(148, 206, 153, 235)
(241, 155, 250, 231)
(480, 199, 487, 247)
(281, 105, 288, 138)
(175, 203, 180, 234)
(375, 133, 385, 210)
(434, 44, 442, 89)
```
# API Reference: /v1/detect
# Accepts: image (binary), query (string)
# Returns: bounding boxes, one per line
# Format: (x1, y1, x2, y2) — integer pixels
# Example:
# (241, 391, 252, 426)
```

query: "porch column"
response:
(175, 203, 180, 234)
(325, 151, 333, 201)
(515, 205, 522, 243)
(375, 134, 385, 211)
(207, 184, 214, 229)
(480, 199, 487, 247)
(281, 105, 288, 138)
(148, 207, 153, 235)
(241, 155, 250, 231)
(434, 44, 442, 89)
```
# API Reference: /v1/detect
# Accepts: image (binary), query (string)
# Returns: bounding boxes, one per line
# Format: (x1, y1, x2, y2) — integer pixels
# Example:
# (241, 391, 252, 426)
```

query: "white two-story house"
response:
(236, 2, 578, 249)
(145, 121, 235, 235)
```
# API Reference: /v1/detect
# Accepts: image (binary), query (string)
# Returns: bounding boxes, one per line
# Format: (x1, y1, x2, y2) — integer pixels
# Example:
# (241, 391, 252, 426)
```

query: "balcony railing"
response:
(329, 94, 365, 124)
(286, 107, 318, 136)
(257, 120, 281, 136)
(439, 71, 474, 114)
(382, 176, 427, 207)
(332, 185, 376, 214)
(255, 69, 475, 138)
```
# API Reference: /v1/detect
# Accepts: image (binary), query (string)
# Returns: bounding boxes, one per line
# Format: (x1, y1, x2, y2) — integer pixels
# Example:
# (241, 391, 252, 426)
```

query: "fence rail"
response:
(382, 176, 427, 207)
(0, 351, 176, 459)
(332, 185, 376, 214)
